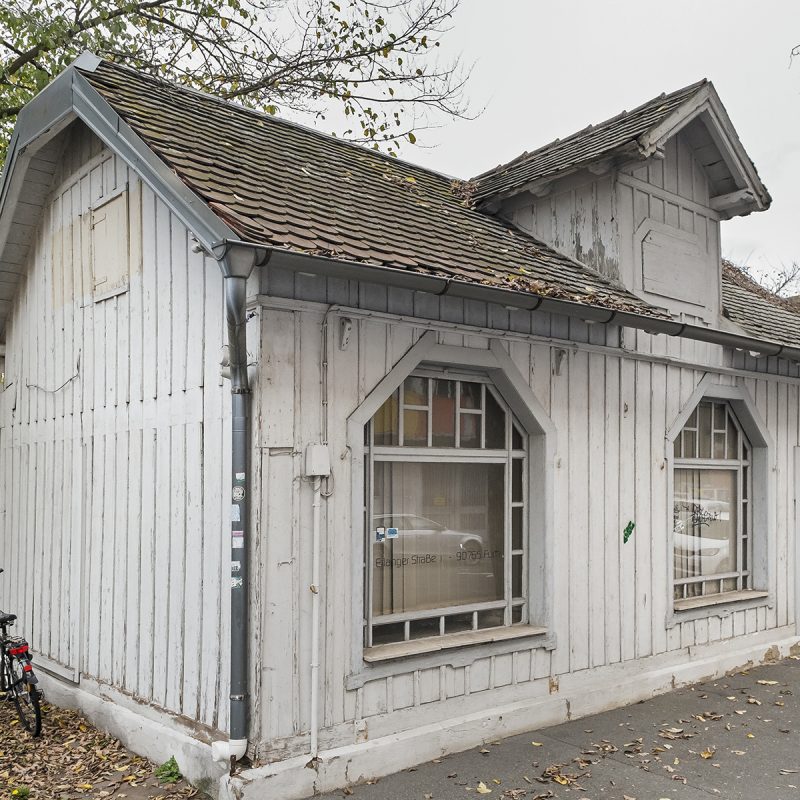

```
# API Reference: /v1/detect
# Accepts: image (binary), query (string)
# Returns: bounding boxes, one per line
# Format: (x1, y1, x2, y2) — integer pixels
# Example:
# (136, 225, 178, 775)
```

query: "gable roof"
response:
(472, 80, 771, 216)
(71, 59, 662, 319)
(721, 262, 800, 350)
(0, 55, 793, 362)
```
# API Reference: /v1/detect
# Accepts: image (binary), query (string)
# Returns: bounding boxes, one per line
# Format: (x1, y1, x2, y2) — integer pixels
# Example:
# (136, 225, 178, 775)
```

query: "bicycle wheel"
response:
(4, 655, 41, 736)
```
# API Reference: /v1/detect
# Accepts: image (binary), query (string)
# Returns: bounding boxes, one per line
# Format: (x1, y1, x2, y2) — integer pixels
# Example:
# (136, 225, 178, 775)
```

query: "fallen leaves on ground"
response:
(0, 697, 197, 799)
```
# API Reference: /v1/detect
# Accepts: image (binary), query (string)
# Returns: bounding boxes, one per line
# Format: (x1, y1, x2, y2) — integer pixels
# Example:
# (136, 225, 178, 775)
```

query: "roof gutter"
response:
(222, 240, 800, 362)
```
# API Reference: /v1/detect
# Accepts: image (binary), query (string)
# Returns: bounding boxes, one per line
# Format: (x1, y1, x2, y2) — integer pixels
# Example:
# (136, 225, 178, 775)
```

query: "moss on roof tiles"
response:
(79, 59, 673, 319)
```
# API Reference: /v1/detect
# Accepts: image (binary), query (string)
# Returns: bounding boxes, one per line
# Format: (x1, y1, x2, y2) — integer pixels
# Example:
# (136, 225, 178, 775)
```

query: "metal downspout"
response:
(210, 241, 268, 770)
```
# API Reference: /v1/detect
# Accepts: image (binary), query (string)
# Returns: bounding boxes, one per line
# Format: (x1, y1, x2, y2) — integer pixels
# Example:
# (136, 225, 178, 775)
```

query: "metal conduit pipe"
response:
(210, 241, 268, 770)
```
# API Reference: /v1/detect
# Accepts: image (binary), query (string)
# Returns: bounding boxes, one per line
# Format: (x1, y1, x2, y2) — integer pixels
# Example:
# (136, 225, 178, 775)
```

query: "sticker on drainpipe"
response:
(623, 521, 635, 544)
(232, 530, 244, 549)
(232, 485, 245, 502)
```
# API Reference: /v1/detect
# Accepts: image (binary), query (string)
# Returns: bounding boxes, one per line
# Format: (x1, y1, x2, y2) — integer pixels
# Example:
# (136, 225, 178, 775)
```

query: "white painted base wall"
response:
(221, 628, 799, 800)
(38, 672, 227, 797)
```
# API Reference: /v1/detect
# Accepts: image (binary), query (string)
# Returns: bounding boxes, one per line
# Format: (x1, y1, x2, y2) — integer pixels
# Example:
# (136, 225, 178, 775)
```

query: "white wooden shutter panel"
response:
(91, 190, 130, 301)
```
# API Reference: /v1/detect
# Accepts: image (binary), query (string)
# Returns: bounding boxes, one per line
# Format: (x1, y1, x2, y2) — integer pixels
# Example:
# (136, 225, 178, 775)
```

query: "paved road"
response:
(319, 658, 800, 800)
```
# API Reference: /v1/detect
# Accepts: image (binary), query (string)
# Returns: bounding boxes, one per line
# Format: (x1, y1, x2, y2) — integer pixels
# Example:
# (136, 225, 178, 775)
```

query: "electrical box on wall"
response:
(304, 444, 331, 478)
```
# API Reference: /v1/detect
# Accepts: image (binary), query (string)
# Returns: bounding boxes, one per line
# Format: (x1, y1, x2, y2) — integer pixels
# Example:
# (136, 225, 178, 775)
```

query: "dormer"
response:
(473, 81, 771, 326)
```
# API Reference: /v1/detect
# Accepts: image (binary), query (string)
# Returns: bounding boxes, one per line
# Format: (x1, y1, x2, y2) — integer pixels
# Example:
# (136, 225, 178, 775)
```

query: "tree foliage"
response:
(740, 260, 800, 299)
(0, 0, 467, 162)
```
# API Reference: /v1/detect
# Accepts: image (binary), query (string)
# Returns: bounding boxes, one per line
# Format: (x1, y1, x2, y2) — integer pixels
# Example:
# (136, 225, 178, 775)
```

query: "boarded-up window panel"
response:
(91, 191, 129, 301)
(641, 227, 706, 307)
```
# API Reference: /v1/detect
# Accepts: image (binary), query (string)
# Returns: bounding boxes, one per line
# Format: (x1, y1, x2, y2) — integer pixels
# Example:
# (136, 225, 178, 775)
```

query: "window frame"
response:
(345, 335, 556, 673)
(671, 400, 752, 601)
(665, 380, 773, 621)
(364, 371, 529, 649)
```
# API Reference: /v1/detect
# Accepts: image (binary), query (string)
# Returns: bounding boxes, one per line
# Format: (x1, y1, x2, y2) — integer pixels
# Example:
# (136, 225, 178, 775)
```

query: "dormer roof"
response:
(472, 80, 771, 218)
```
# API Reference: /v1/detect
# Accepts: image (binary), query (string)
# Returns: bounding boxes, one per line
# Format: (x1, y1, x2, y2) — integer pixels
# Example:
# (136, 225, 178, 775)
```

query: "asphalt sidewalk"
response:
(319, 657, 800, 800)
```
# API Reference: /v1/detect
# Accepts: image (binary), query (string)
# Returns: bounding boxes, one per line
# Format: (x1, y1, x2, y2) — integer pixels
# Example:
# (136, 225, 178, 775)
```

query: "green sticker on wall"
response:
(623, 521, 635, 544)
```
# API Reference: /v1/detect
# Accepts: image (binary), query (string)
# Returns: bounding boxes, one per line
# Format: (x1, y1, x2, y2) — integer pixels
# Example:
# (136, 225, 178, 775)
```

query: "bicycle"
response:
(0, 568, 42, 736)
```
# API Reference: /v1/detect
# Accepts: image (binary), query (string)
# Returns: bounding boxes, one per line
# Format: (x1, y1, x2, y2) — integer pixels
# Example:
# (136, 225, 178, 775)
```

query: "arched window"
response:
(364, 370, 528, 648)
(672, 400, 752, 602)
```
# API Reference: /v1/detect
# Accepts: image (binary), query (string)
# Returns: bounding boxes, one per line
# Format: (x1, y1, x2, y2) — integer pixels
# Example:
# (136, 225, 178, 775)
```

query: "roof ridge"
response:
(471, 78, 708, 183)
(79, 56, 465, 186)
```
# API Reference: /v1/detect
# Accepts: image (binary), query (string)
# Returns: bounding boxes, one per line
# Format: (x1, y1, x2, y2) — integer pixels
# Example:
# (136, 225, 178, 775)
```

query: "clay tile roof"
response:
(721, 261, 800, 349)
(471, 80, 708, 204)
(77, 59, 668, 319)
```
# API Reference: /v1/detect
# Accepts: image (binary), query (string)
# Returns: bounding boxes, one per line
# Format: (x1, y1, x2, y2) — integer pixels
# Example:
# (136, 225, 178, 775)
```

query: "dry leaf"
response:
(531, 741, 543, 747)
(758, 680, 779, 685)
(700, 749, 715, 760)
(476, 781, 493, 794)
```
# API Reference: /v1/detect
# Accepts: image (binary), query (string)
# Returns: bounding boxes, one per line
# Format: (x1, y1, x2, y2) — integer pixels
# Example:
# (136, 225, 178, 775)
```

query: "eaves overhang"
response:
(221, 240, 800, 363)
(475, 82, 771, 220)
(0, 52, 237, 338)
(636, 83, 771, 217)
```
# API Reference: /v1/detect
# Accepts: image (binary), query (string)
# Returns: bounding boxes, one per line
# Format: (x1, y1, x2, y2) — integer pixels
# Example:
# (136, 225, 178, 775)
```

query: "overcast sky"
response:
(403, 1, 800, 276)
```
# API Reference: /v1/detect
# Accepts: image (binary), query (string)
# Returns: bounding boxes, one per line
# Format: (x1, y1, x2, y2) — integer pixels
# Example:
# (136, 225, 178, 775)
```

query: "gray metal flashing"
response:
(0, 60, 235, 272)
(0, 58, 239, 338)
(70, 69, 236, 250)
(258, 244, 800, 364)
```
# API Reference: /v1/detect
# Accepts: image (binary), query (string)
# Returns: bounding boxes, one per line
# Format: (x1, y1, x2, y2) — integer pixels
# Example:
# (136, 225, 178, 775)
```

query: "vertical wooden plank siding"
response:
(0, 125, 230, 729)
(251, 291, 800, 762)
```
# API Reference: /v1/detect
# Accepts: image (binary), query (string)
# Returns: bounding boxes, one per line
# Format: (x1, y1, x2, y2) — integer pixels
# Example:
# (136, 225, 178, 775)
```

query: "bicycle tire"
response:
(5, 655, 41, 736)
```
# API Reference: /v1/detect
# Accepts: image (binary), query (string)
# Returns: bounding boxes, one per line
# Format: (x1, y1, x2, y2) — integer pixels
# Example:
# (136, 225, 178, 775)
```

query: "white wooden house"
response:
(0, 53, 798, 798)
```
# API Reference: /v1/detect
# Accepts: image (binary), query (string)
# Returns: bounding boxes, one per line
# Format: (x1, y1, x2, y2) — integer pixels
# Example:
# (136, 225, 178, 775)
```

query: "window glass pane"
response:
(372, 461, 505, 616)
(512, 424, 524, 451)
(698, 402, 712, 458)
(683, 429, 696, 459)
(722, 577, 738, 593)
(714, 403, 727, 432)
(511, 605, 524, 624)
(409, 618, 440, 640)
(673, 468, 737, 581)
(459, 413, 481, 448)
(512, 555, 523, 597)
(484, 389, 506, 449)
(371, 622, 405, 645)
(403, 409, 428, 446)
(674, 436, 681, 459)
(477, 608, 505, 629)
(432, 379, 456, 447)
(373, 390, 399, 446)
(713, 432, 726, 460)
(512, 459, 523, 503)
(742, 539, 748, 570)
(727, 416, 738, 459)
(403, 376, 428, 406)
(460, 381, 482, 410)
(512, 506, 523, 551)
(445, 613, 474, 634)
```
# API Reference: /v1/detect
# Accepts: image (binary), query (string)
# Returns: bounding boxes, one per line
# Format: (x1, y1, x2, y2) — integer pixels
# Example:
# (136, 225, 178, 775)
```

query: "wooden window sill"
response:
(363, 624, 548, 663)
(674, 590, 769, 613)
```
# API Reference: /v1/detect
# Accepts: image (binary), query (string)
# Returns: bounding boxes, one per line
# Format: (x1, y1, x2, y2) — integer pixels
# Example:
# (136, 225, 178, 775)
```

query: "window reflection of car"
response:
(372, 514, 498, 576)
(673, 520, 731, 577)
